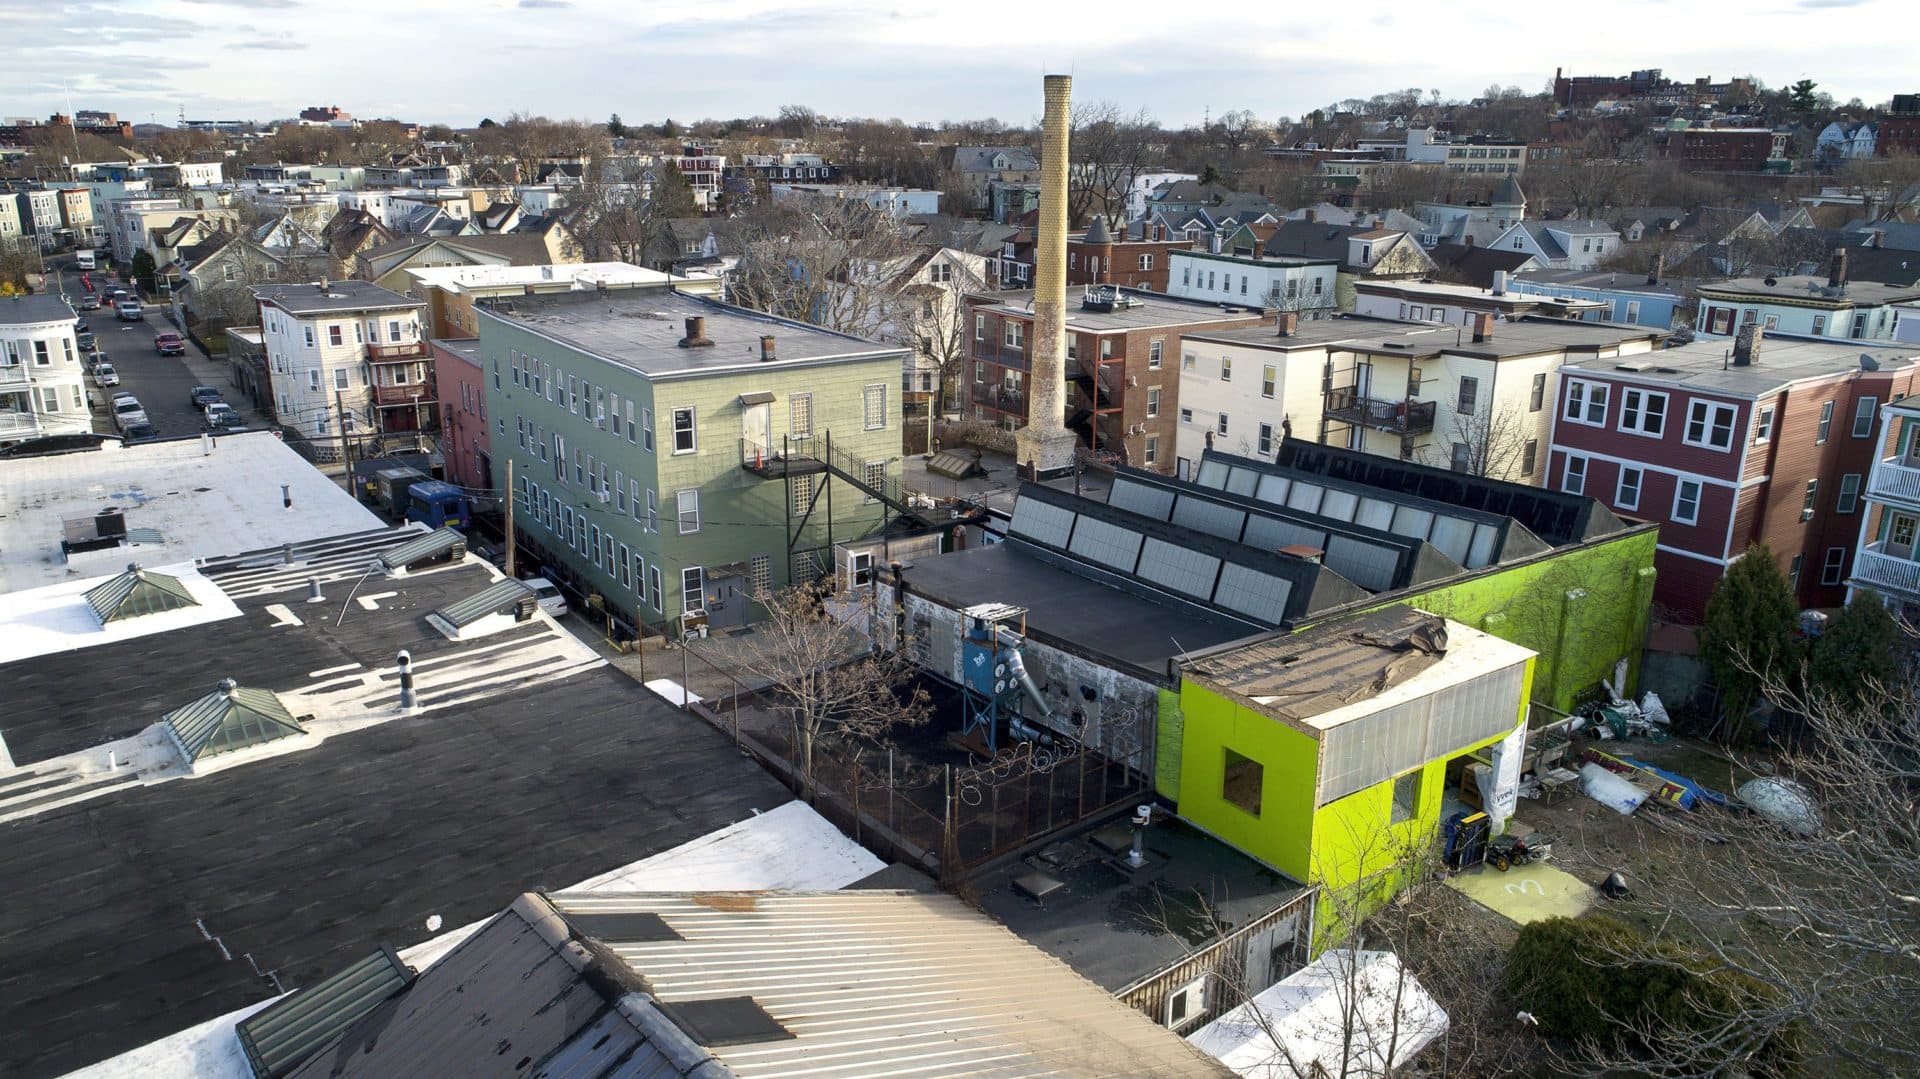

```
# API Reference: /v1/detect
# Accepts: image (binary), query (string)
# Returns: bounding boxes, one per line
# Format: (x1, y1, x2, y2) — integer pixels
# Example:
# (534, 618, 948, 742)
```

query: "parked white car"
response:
(94, 363, 120, 387)
(526, 577, 568, 618)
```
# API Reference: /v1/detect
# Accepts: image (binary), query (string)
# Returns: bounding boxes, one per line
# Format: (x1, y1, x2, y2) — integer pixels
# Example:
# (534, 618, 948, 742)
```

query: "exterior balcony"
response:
(1849, 542, 1920, 601)
(0, 410, 41, 439)
(366, 341, 431, 364)
(1323, 387, 1436, 436)
(1864, 455, 1920, 508)
(740, 437, 827, 479)
(371, 383, 434, 408)
(0, 366, 32, 388)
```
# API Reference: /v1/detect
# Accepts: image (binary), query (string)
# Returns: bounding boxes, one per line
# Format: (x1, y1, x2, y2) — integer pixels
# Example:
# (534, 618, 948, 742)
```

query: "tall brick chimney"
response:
(1733, 324, 1762, 367)
(1014, 75, 1080, 477)
(1828, 248, 1849, 289)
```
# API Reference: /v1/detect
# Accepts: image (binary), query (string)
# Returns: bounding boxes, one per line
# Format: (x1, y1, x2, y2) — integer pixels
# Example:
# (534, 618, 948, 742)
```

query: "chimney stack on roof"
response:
(759, 334, 777, 362)
(1012, 74, 1081, 478)
(1648, 251, 1665, 286)
(1276, 310, 1300, 337)
(1733, 323, 1762, 367)
(1829, 248, 1849, 289)
(1470, 311, 1496, 344)
(678, 315, 713, 348)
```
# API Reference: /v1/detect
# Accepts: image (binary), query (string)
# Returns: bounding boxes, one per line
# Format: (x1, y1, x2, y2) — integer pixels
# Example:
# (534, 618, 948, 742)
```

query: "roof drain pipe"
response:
(396, 649, 417, 714)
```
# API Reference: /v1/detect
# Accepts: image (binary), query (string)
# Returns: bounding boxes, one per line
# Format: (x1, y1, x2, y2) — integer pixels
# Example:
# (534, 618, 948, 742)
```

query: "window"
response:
(1817, 400, 1834, 444)
(1837, 473, 1861, 514)
(1222, 747, 1263, 816)
(327, 325, 342, 346)
(1812, 314, 1827, 335)
(333, 368, 350, 390)
(589, 524, 602, 567)
(1391, 770, 1421, 824)
(1529, 372, 1546, 412)
(677, 489, 700, 533)
(1145, 386, 1160, 418)
(1217, 413, 1229, 436)
(1182, 352, 1196, 372)
(863, 384, 887, 430)
(1138, 253, 1154, 271)
(1617, 466, 1643, 510)
(670, 406, 696, 453)
(1788, 554, 1804, 589)
(31, 340, 49, 366)
(648, 564, 663, 612)
(1456, 376, 1479, 417)
(1144, 436, 1159, 465)
(1179, 407, 1193, 423)
(1763, 313, 1778, 330)
(1166, 976, 1210, 1030)
(1673, 479, 1702, 524)
(1563, 379, 1608, 425)
(1004, 321, 1024, 349)
(1563, 454, 1588, 494)
(1451, 442, 1470, 472)
(1853, 396, 1878, 438)
(645, 489, 658, 533)
(862, 460, 886, 503)
(928, 262, 951, 284)
(1148, 339, 1163, 369)
(388, 320, 403, 343)
(1220, 357, 1232, 382)
(1801, 479, 1819, 522)
(1683, 400, 1738, 450)
(788, 393, 813, 439)
(1626, 301, 1642, 324)
(1521, 439, 1537, 477)
(1257, 422, 1274, 455)
(1261, 364, 1276, 399)
(682, 566, 705, 615)
(792, 473, 816, 513)
(1753, 404, 1775, 443)
(1617, 388, 1667, 436)
(642, 407, 654, 451)
(974, 313, 985, 341)
(303, 325, 314, 347)
(1821, 547, 1847, 586)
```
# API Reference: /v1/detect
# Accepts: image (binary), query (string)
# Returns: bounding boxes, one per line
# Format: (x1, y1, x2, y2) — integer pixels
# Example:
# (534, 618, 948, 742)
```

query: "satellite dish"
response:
(425, 914, 443, 932)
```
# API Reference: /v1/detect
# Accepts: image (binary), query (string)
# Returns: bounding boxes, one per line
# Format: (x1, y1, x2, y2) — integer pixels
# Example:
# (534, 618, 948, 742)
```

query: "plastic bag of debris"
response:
(1580, 762, 1648, 815)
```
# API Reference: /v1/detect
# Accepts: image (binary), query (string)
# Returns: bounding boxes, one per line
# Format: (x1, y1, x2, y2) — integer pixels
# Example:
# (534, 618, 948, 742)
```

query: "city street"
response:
(44, 255, 274, 440)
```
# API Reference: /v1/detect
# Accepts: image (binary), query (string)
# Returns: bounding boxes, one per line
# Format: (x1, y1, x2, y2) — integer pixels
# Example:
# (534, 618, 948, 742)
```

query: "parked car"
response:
(115, 299, 143, 321)
(203, 403, 248, 432)
(189, 386, 223, 409)
(154, 332, 186, 356)
(77, 293, 100, 311)
(75, 329, 95, 352)
(112, 397, 147, 431)
(94, 363, 119, 387)
(120, 421, 158, 442)
(526, 577, 569, 618)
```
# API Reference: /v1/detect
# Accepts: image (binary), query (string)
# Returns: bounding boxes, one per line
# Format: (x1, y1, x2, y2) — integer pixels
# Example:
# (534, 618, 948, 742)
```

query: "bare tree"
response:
(1422, 400, 1534, 481)
(733, 583, 931, 799)
(1069, 102, 1159, 229)
(1560, 654, 1920, 1076)
(728, 197, 918, 340)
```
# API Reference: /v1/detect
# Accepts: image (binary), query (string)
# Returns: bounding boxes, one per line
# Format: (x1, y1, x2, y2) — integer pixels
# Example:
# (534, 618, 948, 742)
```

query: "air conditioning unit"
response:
(1127, 375, 1139, 387)
(596, 488, 611, 505)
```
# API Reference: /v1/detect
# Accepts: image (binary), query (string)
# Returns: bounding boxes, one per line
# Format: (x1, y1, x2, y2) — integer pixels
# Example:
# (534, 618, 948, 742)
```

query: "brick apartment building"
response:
(964, 287, 1269, 472)
(994, 216, 1193, 293)
(1547, 327, 1920, 621)
(1663, 128, 1787, 172)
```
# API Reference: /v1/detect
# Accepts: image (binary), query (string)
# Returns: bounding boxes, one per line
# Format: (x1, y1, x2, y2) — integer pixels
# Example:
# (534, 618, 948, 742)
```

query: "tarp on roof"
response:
(237, 947, 413, 1078)
(163, 680, 306, 762)
(1188, 949, 1447, 1078)
(84, 564, 197, 624)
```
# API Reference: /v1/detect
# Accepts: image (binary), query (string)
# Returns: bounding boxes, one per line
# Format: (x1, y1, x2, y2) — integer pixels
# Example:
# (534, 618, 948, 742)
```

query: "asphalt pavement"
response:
(45, 256, 274, 440)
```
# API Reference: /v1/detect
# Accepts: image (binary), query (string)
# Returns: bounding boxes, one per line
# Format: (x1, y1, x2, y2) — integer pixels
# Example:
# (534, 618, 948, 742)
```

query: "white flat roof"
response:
(404, 261, 687, 293)
(0, 432, 385, 595)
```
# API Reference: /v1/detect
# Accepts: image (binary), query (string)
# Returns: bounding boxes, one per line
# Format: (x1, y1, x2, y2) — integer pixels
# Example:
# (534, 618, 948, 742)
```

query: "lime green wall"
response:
(1155, 688, 1185, 799)
(1352, 529, 1656, 713)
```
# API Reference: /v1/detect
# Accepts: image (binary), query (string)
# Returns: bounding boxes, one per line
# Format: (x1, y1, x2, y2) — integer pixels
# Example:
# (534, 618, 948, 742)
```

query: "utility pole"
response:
(504, 457, 517, 578)
(335, 389, 354, 494)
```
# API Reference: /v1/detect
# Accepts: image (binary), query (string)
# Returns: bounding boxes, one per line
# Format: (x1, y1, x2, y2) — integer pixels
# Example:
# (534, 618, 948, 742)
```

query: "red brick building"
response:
(964, 287, 1267, 472)
(1066, 216, 1192, 293)
(1547, 328, 1920, 621)
(1664, 128, 1785, 172)
(1878, 115, 1920, 157)
(433, 338, 493, 492)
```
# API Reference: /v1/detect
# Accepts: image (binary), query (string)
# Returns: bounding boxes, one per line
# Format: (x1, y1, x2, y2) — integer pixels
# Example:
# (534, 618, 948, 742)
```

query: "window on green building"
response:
(1391, 770, 1421, 824)
(1222, 748, 1263, 817)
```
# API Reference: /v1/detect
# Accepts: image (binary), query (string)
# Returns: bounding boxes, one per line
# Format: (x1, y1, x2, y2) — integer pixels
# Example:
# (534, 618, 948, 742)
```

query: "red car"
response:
(154, 332, 187, 357)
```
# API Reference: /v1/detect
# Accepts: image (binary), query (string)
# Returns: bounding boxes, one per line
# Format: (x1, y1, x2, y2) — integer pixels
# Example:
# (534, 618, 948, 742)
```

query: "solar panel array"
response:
(1009, 493, 1301, 624)
(1194, 458, 1506, 569)
(1107, 473, 1448, 593)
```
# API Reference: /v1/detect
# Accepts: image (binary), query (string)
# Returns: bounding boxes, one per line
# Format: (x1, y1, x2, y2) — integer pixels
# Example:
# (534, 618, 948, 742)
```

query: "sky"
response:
(3, 0, 1914, 129)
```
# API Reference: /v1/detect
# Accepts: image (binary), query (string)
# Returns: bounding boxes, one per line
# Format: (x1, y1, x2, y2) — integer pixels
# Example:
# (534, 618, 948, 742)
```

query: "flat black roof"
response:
(0, 540, 790, 1078)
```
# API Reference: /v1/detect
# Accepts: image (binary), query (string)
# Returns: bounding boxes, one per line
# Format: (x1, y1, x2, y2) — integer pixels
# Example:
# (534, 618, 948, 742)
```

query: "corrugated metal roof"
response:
(83, 565, 197, 623)
(554, 891, 1234, 1078)
(236, 947, 413, 1078)
(163, 681, 305, 761)
(376, 527, 465, 572)
(433, 577, 534, 628)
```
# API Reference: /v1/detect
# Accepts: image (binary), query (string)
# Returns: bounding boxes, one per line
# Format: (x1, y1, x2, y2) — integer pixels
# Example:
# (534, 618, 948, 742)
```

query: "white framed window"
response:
(676, 488, 700, 533)
(307, 369, 321, 391)
(303, 325, 315, 347)
(1261, 364, 1276, 399)
(388, 320, 403, 343)
(1138, 253, 1154, 271)
(1216, 413, 1229, 436)
(974, 313, 985, 341)
(1144, 435, 1158, 465)
(1563, 379, 1608, 426)
(327, 325, 343, 346)
(333, 368, 349, 390)
(1821, 546, 1847, 586)
(1221, 357, 1232, 382)
(1562, 454, 1587, 494)
(1817, 400, 1834, 444)
(1616, 466, 1642, 510)
(1673, 479, 1702, 525)
(1521, 439, 1537, 477)
(1145, 386, 1160, 418)
(670, 406, 696, 453)
(1148, 339, 1163, 369)
(1165, 975, 1210, 1030)
(1753, 404, 1775, 443)
(862, 383, 887, 430)
(1683, 400, 1738, 450)
(648, 565, 663, 612)
(1257, 422, 1274, 455)
(1801, 479, 1818, 522)
(1853, 396, 1878, 438)
(1182, 352, 1196, 372)
(1837, 472, 1861, 514)
(681, 566, 705, 615)
(862, 460, 886, 503)
(1618, 388, 1667, 436)
(1004, 320, 1024, 349)
(1179, 407, 1193, 423)
(645, 488, 658, 533)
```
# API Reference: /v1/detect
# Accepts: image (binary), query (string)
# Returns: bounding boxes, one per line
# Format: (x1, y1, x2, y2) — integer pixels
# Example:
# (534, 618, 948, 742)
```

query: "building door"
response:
(1889, 513, 1919, 560)
(741, 399, 772, 461)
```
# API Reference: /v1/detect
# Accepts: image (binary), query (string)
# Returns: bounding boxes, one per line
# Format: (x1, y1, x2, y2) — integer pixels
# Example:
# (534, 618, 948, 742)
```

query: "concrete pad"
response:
(1445, 860, 1595, 925)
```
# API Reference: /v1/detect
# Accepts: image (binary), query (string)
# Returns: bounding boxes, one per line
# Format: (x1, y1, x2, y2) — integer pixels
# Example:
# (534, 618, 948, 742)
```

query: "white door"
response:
(742, 401, 771, 460)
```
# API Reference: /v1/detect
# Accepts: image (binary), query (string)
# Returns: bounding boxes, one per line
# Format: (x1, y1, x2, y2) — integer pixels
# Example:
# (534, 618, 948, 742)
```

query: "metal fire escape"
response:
(741, 430, 936, 583)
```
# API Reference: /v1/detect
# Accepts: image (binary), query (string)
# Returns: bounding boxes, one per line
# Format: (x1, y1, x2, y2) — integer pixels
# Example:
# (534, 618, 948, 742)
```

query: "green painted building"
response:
(1174, 608, 1535, 936)
(479, 290, 909, 632)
